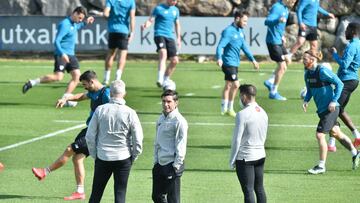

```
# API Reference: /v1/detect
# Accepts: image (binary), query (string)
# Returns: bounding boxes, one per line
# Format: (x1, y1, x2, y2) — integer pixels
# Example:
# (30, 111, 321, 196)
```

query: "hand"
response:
(302, 102, 308, 112)
(62, 54, 70, 63)
(252, 61, 259, 70)
(86, 16, 95, 24)
(279, 17, 286, 23)
(217, 59, 223, 68)
(128, 32, 134, 43)
(328, 13, 335, 19)
(177, 38, 181, 49)
(330, 47, 337, 54)
(300, 23, 306, 31)
(281, 36, 286, 44)
(328, 102, 336, 112)
(230, 163, 235, 170)
(56, 98, 67, 108)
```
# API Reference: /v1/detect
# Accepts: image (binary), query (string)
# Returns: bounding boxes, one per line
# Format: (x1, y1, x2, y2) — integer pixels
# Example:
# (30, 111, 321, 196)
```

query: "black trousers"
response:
(152, 163, 182, 203)
(89, 157, 132, 203)
(236, 158, 266, 203)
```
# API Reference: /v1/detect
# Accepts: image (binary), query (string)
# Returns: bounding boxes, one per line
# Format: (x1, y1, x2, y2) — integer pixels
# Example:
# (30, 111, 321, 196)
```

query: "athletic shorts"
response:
(316, 107, 340, 134)
(154, 36, 178, 58)
(338, 80, 359, 113)
(298, 25, 317, 41)
(267, 43, 288, 62)
(222, 65, 238, 81)
(54, 55, 79, 73)
(108, 32, 129, 50)
(71, 128, 89, 156)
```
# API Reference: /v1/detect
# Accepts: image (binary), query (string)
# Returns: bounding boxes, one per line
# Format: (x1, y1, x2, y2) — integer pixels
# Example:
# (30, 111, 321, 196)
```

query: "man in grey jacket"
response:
(152, 90, 188, 203)
(86, 80, 143, 203)
(230, 84, 268, 203)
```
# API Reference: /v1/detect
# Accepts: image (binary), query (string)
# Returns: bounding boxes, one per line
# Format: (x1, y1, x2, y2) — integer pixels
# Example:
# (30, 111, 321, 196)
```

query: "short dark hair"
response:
(80, 70, 97, 82)
(234, 9, 250, 19)
(73, 6, 87, 16)
(347, 22, 360, 36)
(161, 89, 178, 101)
(239, 84, 257, 97)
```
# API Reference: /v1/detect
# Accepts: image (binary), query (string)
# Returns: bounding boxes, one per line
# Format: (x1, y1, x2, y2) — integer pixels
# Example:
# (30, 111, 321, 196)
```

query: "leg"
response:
(164, 56, 179, 79)
(315, 132, 327, 163)
(254, 159, 266, 203)
(89, 159, 113, 203)
(48, 145, 75, 172)
(39, 71, 64, 83)
(115, 50, 128, 80)
(331, 126, 356, 152)
(64, 69, 80, 94)
(228, 80, 240, 109)
(309, 40, 318, 52)
(152, 164, 168, 203)
(157, 49, 168, 86)
(221, 80, 232, 114)
(104, 48, 117, 83)
(272, 61, 287, 92)
(72, 153, 86, 187)
(167, 176, 181, 203)
(339, 112, 357, 132)
(236, 160, 256, 203)
(290, 36, 306, 54)
(113, 158, 132, 203)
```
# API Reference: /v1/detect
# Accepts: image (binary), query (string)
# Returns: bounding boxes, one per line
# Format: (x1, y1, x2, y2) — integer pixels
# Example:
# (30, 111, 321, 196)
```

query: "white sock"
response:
(62, 93, 73, 99)
(157, 71, 165, 83)
(45, 167, 51, 175)
(104, 70, 111, 83)
(267, 73, 275, 84)
(115, 69, 122, 80)
(221, 99, 228, 112)
(351, 149, 358, 156)
(318, 160, 325, 168)
(164, 76, 170, 82)
(76, 185, 84, 194)
(228, 101, 234, 111)
(328, 137, 336, 146)
(352, 129, 360, 139)
(30, 78, 41, 86)
(271, 85, 278, 94)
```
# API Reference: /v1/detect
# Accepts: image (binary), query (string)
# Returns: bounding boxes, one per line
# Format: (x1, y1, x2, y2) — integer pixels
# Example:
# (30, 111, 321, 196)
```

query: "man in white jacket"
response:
(230, 84, 268, 203)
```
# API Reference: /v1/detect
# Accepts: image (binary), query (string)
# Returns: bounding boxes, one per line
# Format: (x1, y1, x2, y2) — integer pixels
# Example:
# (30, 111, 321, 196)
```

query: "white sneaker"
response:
(64, 100, 78, 107)
(308, 165, 325, 174)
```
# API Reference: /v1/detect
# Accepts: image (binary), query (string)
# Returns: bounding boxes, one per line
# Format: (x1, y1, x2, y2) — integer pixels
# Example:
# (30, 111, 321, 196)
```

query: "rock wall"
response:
(1, 0, 360, 59)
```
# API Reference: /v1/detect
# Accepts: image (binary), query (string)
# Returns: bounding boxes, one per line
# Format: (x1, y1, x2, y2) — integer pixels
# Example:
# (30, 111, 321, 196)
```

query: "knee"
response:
(233, 81, 240, 89)
(315, 132, 325, 141)
(330, 126, 341, 138)
(54, 74, 64, 81)
(170, 57, 179, 65)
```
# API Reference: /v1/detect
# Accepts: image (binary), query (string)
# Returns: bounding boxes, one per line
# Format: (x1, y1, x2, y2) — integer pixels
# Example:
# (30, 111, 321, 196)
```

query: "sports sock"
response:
(351, 149, 358, 156)
(164, 76, 170, 82)
(328, 137, 336, 146)
(45, 167, 51, 175)
(62, 93, 72, 99)
(30, 78, 41, 86)
(352, 129, 360, 139)
(318, 160, 325, 168)
(115, 69, 122, 80)
(157, 70, 165, 83)
(76, 185, 84, 194)
(267, 73, 275, 84)
(104, 70, 111, 83)
(221, 99, 228, 112)
(228, 101, 234, 111)
(271, 85, 278, 94)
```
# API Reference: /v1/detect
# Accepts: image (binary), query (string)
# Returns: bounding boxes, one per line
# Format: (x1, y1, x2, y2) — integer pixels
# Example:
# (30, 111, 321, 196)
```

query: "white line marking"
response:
(185, 93, 195, 96)
(211, 85, 221, 89)
(0, 124, 86, 152)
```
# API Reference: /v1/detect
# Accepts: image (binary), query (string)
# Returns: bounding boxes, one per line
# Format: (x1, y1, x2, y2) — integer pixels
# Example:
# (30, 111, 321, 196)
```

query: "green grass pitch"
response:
(0, 59, 360, 202)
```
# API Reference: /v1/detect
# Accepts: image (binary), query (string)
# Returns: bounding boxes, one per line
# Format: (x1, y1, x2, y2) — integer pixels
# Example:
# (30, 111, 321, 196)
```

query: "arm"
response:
(320, 68, 344, 111)
(229, 113, 245, 169)
(332, 45, 356, 70)
(85, 109, 99, 159)
(128, 9, 136, 42)
(103, 7, 110, 18)
(264, 5, 283, 26)
(173, 119, 188, 170)
(54, 22, 68, 57)
(130, 111, 143, 162)
(241, 41, 258, 70)
(296, 0, 306, 28)
(318, 6, 330, 17)
(175, 19, 181, 49)
(56, 92, 88, 108)
(215, 29, 231, 67)
(153, 120, 160, 164)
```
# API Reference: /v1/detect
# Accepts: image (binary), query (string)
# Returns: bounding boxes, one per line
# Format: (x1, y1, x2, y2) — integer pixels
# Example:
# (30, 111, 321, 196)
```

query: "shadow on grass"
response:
(188, 145, 230, 150)
(0, 194, 60, 200)
(136, 111, 223, 117)
(264, 169, 309, 175)
(0, 102, 54, 107)
(265, 146, 317, 151)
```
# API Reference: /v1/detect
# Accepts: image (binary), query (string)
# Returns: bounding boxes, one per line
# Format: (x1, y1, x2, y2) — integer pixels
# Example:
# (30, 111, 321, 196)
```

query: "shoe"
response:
(22, 81, 32, 94)
(327, 145, 337, 152)
(32, 168, 46, 181)
(352, 151, 360, 170)
(308, 165, 325, 174)
(269, 92, 287, 101)
(263, 80, 272, 92)
(64, 192, 85, 201)
(63, 101, 78, 107)
(156, 81, 163, 88)
(353, 138, 360, 148)
(227, 110, 236, 117)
